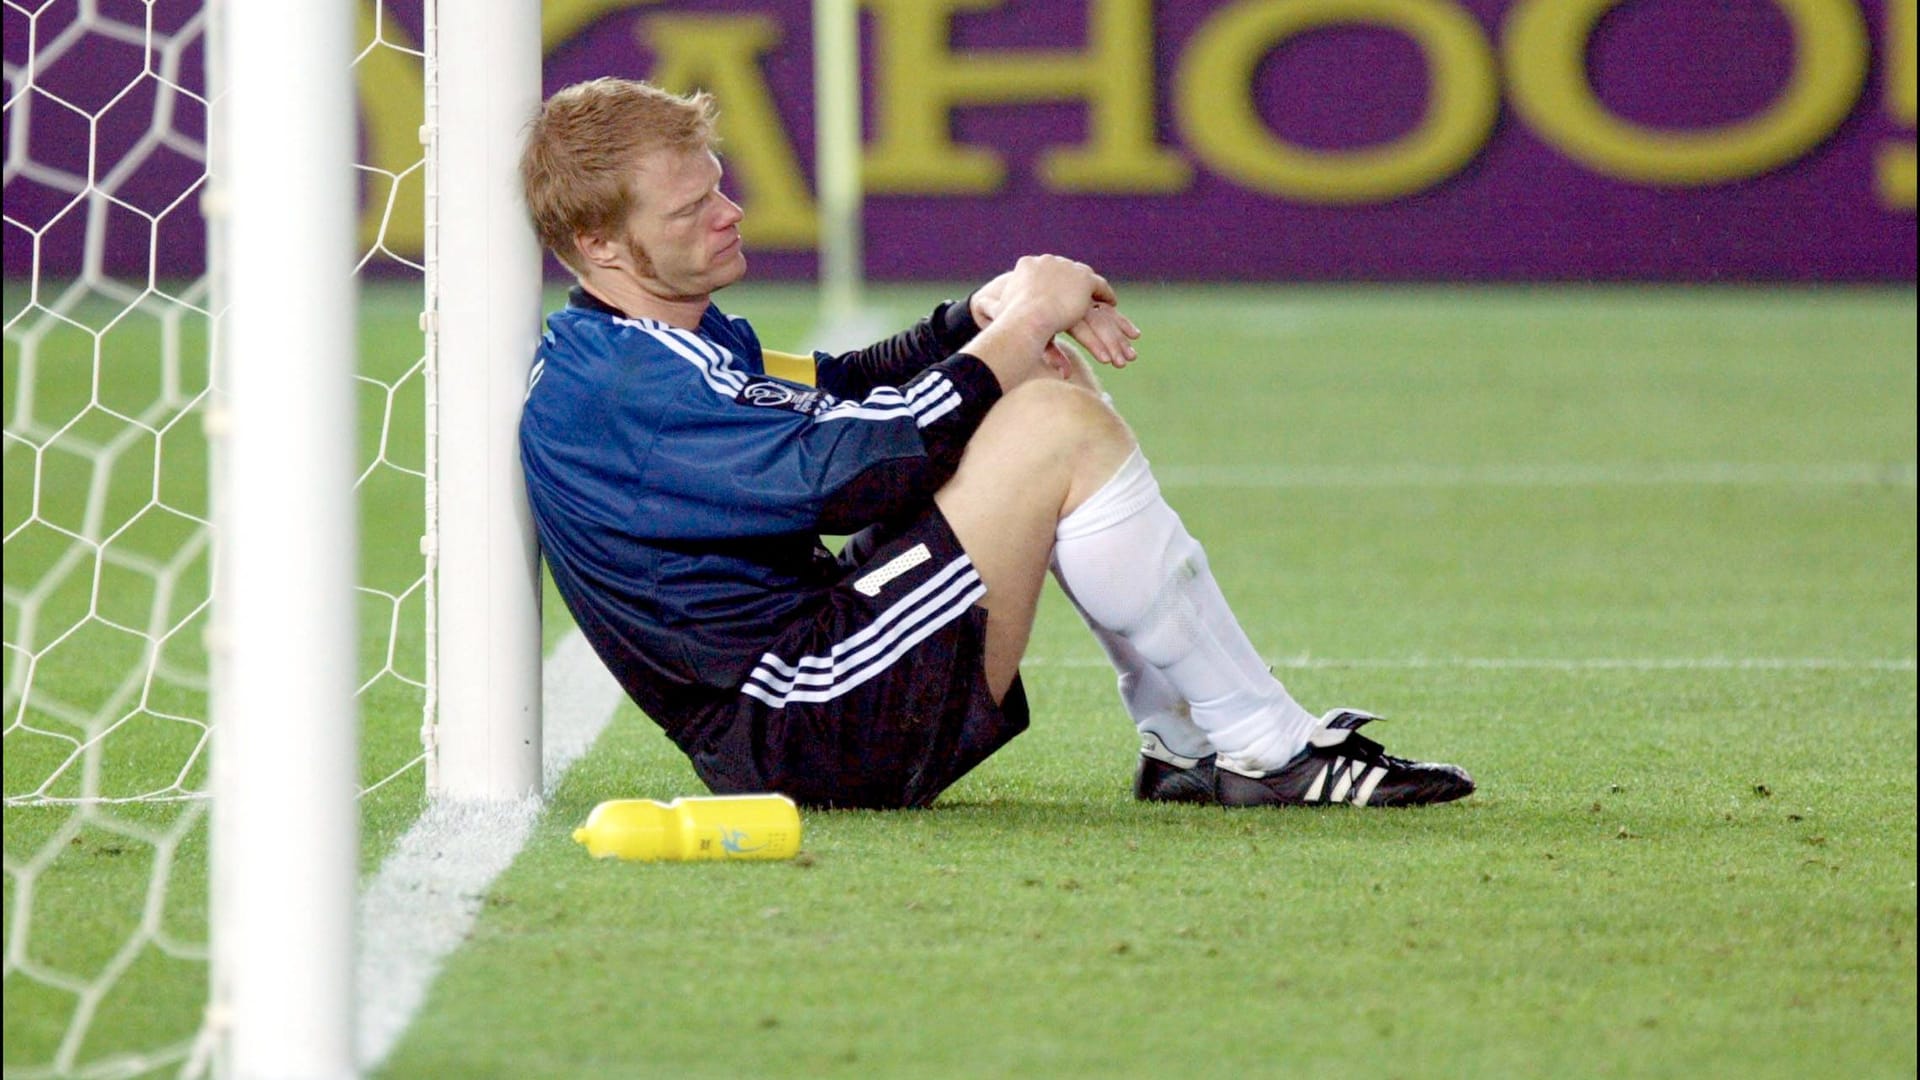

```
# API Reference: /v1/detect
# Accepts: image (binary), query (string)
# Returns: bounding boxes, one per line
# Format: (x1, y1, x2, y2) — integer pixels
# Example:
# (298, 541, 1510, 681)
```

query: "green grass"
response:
(386, 284, 1916, 1080)
(3, 283, 433, 1074)
(6, 284, 1916, 1078)
(385, 667, 1913, 1080)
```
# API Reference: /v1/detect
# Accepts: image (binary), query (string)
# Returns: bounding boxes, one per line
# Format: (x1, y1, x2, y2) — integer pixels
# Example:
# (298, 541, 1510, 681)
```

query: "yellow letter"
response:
(1882, 0, 1916, 210)
(355, 0, 669, 263)
(354, 1, 425, 259)
(643, 15, 819, 249)
(1504, 0, 1868, 185)
(864, 0, 1190, 193)
(1175, 0, 1498, 203)
(542, 0, 660, 45)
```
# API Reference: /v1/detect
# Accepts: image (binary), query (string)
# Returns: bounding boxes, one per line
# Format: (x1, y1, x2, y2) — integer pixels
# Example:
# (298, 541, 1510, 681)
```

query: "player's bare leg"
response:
(934, 378, 1135, 702)
(935, 363, 1319, 767)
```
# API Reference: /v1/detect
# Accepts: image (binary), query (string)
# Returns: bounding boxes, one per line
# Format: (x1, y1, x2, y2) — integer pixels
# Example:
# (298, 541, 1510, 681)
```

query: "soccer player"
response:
(517, 78, 1473, 810)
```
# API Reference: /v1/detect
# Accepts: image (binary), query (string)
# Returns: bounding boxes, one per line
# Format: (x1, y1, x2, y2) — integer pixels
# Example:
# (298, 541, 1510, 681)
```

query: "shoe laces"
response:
(1321, 729, 1417, 770)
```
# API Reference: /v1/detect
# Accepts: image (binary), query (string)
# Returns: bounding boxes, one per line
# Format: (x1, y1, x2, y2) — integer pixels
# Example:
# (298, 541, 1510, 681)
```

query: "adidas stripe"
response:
(1303, 756, 1390, 805)
(815, 373, 958, 428)
(617, 316, 748, 398)
(741, 554, 984, 707)
(616, 315, 959, 430)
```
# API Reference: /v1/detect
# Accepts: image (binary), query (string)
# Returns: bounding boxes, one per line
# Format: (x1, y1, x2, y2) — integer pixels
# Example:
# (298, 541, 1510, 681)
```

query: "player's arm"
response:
(809, 295, 982, 399)
(643, 258, 1109, 536)
(630, 352, 1004, 537)
(972, 262, 1141, 371)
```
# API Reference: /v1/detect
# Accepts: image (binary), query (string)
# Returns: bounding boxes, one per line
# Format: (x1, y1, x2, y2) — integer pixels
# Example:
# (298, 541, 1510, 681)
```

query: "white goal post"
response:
(206, 1, 360, 1075)
(208, 0, 544, 1075)
(8, 0, 869, 1071)
(4, 0, 542, 1076)
(423, 0, 545, 803)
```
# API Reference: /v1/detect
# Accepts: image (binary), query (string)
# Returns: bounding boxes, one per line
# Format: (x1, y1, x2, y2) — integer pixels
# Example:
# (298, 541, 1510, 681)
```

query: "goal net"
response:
(3, 3, 431, 1075)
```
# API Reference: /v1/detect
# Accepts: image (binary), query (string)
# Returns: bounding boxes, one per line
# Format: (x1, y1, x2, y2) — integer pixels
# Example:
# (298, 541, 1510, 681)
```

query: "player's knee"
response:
(995, 379, 1133, 457)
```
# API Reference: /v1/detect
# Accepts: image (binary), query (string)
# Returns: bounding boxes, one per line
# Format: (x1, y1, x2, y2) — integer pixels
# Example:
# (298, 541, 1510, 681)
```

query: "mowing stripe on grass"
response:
(1156, 462, 1917, 488)
(1029, 655, 1916, 672)
(356, 630, 621, 1071)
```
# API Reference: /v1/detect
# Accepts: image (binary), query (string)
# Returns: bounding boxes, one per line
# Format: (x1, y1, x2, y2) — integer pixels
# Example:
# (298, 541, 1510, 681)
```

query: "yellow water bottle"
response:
(572, 794, 801, 862)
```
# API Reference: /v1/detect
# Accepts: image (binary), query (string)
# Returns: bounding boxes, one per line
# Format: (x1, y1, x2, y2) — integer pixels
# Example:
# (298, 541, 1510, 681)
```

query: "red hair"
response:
(520, 79, 718, 275)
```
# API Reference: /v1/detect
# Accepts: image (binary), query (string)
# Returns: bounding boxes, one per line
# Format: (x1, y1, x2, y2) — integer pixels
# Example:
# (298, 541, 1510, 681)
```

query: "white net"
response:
(2, 2, 429, 1075)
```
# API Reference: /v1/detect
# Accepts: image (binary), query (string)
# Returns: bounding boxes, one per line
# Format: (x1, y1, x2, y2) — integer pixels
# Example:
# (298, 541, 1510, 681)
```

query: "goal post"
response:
(3, 0, 545, 1073)
(423, 0, 545, 803)
(7, 0, 872, 1070)
(207, 0, 359, 1076)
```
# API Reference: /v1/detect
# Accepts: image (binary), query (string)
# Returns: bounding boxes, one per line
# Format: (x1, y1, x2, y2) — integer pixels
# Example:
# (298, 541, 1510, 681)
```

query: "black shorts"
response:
(682, 505, 1029, 809)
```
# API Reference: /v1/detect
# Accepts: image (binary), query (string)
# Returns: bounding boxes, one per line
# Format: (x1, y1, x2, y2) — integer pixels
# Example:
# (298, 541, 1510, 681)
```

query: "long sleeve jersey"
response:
(520, 287, 1000, 732)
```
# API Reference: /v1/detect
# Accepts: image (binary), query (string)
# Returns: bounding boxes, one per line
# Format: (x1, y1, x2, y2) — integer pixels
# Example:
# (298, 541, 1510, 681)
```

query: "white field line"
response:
(1026, 655, 1916, 673)
(356, 630, 622, 1071)
(1154, 462, 1918, 489)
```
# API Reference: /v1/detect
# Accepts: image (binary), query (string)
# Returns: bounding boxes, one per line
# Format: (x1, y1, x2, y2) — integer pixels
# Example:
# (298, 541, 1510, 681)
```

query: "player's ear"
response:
(576, 224, 645, 269)
(575, 230, 622, 271)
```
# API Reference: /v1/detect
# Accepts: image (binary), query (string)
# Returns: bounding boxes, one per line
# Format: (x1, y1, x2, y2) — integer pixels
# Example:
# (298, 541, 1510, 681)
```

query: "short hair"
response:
(520, 79, 719, 275)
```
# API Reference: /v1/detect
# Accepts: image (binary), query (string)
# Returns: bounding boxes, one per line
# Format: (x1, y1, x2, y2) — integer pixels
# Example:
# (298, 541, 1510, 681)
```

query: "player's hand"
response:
(964, 255, 1135, 390)
(976, 259, 1139, 368)
(1067, 300, 1140, 368)
(997, 254, 1111, 339)
(969, 270, 1014, 328)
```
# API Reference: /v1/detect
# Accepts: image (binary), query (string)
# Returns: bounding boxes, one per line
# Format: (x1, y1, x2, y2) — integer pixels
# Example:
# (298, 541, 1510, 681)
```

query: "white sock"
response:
(1052, 556, 1213, 760)
(1051, 449, 1318, 771)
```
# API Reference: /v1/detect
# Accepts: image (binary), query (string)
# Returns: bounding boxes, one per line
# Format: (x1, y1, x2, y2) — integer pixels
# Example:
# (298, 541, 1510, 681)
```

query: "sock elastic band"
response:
(1056, 448, 1159, 541)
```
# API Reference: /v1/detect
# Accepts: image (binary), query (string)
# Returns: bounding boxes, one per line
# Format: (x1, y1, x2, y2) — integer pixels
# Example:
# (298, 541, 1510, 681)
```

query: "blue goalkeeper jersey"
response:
(520, 287, 999, 732)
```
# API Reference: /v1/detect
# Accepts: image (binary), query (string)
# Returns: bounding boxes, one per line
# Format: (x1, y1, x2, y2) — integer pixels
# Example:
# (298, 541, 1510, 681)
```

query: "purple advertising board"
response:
(5, 0, 1915, 282)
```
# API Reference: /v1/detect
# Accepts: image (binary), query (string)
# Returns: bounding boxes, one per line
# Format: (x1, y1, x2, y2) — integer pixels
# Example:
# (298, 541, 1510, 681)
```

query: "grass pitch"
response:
(4, 284, 1914, 1078)
(382, 285, 1915, 1079)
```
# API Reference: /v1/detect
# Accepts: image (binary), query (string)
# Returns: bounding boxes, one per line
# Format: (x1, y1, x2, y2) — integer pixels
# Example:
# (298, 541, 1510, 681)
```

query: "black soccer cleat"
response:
(1134, 731, 1219, 804)
(1214, 709, 1474, 807)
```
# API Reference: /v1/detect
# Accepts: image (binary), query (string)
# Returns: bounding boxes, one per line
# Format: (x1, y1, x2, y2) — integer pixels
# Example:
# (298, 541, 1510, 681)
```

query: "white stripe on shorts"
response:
(741, 554, 984, 708)
(754, 555, 973, 682)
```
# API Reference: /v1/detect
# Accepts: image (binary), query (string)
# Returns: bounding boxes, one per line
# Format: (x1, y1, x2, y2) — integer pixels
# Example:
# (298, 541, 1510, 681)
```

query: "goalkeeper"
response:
(517, 79, 1473, 810)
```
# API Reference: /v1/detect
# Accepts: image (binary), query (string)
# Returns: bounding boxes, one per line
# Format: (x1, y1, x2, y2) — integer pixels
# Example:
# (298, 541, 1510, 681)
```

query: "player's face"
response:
(620, 147, 746, 300)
